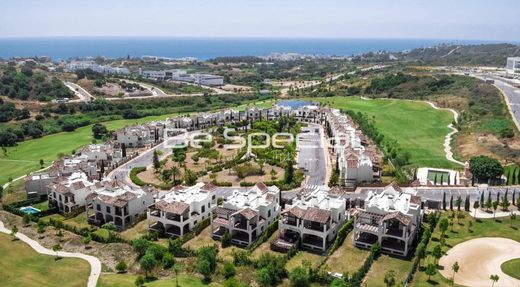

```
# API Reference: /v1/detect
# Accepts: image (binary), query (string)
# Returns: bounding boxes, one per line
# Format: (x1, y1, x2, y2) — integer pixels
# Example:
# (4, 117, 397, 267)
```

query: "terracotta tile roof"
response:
(410, 195, 422, 205)
(302, 207, 331, 224)
(201, 183, 217, 192)
(382, 211, 411, 226)
(238, 207, 257, 220)
(213, 207, 235, 217)
(255, 182, 268, 193)
(388, 182, 402, 192)
(285, 206, 306, 218)
(156, 200, 189, 214)
(265, 193, 277, 203)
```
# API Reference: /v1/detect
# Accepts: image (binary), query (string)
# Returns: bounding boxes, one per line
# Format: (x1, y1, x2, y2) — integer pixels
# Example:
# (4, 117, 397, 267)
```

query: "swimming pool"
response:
(20, 206, 41, 215)
(276, 100, 315, 109)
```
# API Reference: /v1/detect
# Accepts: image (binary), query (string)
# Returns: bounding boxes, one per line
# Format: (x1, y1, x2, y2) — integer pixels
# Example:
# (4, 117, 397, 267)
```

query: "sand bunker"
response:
(439, 237, 520, 287)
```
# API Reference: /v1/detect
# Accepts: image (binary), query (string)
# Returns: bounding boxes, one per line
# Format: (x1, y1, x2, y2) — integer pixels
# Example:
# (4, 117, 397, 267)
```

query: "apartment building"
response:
(115, 123, 163, 148)
(193, 74, 224, 86)
(86, 180, 154, 230)
(66, 61, 129, 74)
(275, 185, 346, 252)
(147, 182, 217, 237)
(326, 109, 375, 184)
(353, 183, 423, 257)
(211, 183, 281, 247)
(47, 172, 96, 214)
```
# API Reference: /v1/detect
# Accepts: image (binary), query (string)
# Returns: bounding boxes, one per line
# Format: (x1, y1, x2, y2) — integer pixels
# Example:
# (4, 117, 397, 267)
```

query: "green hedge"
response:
(248, 220, 279, 251)
(326, 219, 354, 256)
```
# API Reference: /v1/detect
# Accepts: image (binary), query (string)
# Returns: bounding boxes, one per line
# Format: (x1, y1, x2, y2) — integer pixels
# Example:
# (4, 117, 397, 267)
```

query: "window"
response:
(212, 195, 216, 200)
(96, 204, 101, 211)
(201, 205, 206, 213)
(106, 206, 111, 213)
(268, 210, 271, 217)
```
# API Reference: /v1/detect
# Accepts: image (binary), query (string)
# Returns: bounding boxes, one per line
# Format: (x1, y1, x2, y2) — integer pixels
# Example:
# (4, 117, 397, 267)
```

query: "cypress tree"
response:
(450, 195, 454, 210)
(480, 190, 485, 206)
(513, 191, 516, 206)
(443, 192, 447, 210)
(434, 174, 438, 185)
(464, 195, 470, 211)
(507, 170, 511, 185)
(440, 174, 444, 186)
(121, 143, 126, 158)
(513, 168, 518, 185)
(497, 191, 500, 203)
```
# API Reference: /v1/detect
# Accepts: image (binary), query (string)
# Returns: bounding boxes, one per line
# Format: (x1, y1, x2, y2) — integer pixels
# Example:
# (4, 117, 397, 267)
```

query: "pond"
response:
(276, 100, 315, 109)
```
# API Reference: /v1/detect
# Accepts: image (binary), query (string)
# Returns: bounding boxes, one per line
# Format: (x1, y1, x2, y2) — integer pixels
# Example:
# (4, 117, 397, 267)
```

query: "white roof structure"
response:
(364, 183, 421, 215)
(290, 185, 344, 211)
(161, 182, 214, 205)
(223, 183, 280, 210)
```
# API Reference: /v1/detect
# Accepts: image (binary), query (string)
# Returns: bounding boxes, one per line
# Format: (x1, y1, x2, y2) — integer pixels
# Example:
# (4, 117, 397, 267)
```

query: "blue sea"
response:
(0, 37, 505, 61)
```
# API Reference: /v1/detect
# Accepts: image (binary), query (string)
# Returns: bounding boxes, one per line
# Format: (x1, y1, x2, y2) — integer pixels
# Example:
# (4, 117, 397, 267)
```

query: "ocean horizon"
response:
(0, 37, 513, 61)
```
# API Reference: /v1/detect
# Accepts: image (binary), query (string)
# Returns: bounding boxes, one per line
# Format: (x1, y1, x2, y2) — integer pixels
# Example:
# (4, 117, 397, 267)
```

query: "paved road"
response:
(0, 220, 101, 287)
(65, 82, 95, 102)
(297, 123, 327, 186)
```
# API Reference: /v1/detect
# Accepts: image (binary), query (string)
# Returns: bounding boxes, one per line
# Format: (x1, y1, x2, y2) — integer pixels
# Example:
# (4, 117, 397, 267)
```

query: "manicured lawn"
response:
(285, 251, 324, 271)
(308, 96, 459, 169)
(427, 170, 450, 184)
(412, 212, 520, 286)
(0, 233, 90, 287)
(363, 254, 413, 287)
(325, 233, 371, 275)
(97, 273, 219, 287)
(501, 258, 520, 280)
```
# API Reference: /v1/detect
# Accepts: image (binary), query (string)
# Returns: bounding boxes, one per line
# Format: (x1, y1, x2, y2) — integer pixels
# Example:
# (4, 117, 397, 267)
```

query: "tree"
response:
(439, 218, 449, 238)
(172, 261, 182, 287)
(221, 231, 231, 248)
(289, 266, 310, 287)
(501, 195, 510, 211)
(425, 263, 437, 281)
(416, 242, 427, 267)
(23, 213, 31, 226)
(284, 160, 294, 184)
(10, 225, 18, 240)
(139, 253, 158, 278)
(256, 268, 272, 287)
(184, 169, 198, 186)
(223, 261, 236, 279)
(432, 244, 443, 264)
(56, 229, 64, 242)
(116, 260, 128, 273)
(451, 261, 459, 286)
(39, 159, 44, 168)
(464, 196, 470, 212)
(443, 192, 447, 210)
(153, 150, 160, 169)
(121, 143, 127, 158)
(37, 222, 46, 238)
(133, 238, 150, 256)
(171, 166, 181, 183)
(511, 213, 517, 228)
(450, 195, 454, 210)
(473, 201, 480, 217)
(456, 196, 462, 211)
(384, 270, 396, 287)
(493, 201, 499, 219)
(486, 197, 492, 211)
(469, 156, 503, 184)
(83, 234, 92, 248)
(135, 275, 145, 287)
(92, 123, 109, 139)
(330, 278, 348, 287)
(490, 274, 499, 287)
(197, 246, 218, 281)
(52, 244, 62, 259)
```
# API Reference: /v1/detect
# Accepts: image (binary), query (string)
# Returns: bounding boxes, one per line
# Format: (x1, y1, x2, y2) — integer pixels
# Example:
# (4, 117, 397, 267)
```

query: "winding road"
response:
(0, 220, 101, 287)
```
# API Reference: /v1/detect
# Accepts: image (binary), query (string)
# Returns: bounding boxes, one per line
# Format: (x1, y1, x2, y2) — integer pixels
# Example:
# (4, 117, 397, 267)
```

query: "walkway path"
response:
(0, 220, 101, 287)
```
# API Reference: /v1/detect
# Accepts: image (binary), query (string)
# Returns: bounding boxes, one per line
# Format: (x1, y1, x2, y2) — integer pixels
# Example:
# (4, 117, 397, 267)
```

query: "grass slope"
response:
(97, 273, 218, 287)
(0, 233, 90, 287)
(309, 96, 458, 169)
(501, 258, 520, 280)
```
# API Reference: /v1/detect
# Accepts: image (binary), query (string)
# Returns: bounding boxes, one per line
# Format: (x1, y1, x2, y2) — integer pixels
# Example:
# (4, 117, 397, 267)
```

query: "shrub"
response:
(223, 261, 236, 279)
(221, 231, 231, 248)
(115, 261, 128, 273)
(162, 252, 176, 269)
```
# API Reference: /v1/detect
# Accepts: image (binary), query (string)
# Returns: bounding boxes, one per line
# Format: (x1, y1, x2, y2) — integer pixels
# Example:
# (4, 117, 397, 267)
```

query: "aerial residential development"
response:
(1, 2, 520, 287)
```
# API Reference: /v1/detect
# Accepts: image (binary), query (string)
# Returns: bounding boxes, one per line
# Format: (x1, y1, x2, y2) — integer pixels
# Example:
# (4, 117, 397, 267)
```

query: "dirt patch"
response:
(200, 163, 284, 186)
(455, 132, 520, 164)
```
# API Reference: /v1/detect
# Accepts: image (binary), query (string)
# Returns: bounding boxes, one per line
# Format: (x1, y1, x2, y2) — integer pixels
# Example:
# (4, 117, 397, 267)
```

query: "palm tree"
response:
(490, 274, 499, 287)
(451, 261, 459, 286)
(171, 166, 181, 183)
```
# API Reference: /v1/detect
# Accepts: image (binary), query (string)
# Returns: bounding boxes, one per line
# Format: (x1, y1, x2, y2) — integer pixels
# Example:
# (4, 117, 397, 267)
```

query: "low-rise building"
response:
(147, 182, 217, 237)
(115, 124, 163, 148)
(47, 172, 96, 214)
(193, 74, 224, 86)
(352, 183, 423, 257)
(506, 57, 520, 74)
(275, 185, 346, 252)
(25, 173, 56, 198)
(86, 181, 154, 230)
(211, 183, 281, 247)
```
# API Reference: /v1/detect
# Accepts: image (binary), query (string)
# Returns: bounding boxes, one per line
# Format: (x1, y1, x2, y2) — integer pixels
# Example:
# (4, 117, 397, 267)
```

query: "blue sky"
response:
(1, 0, 519, 41)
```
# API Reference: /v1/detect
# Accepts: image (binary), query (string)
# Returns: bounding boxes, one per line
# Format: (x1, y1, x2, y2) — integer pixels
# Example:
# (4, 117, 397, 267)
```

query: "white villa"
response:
(115, 124, 163, 148)
(353, 183, 423, 257)
(47, 172, 96, 214)
(147, 182, 217, 237)
(86, 180, 154, 230)
(275, 185, 346, 252)
(211, 183, 281, 247)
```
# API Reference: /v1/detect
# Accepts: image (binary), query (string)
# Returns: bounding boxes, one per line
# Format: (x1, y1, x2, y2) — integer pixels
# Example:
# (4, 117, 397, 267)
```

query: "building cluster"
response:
(66, 60, 130, 74)
(325, 108, 379, 185)
(506, 57, 520, 74)
(114, 122, 165, 148)
(139, 68, 224, 86)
